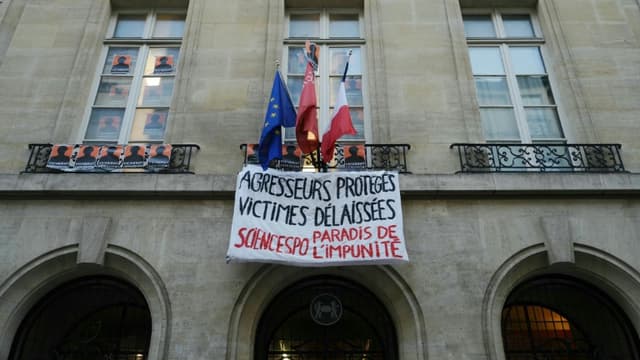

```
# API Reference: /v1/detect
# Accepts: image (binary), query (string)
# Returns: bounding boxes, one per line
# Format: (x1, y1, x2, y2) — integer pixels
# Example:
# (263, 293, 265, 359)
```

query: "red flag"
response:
(321, 81, 356, 163)
(295, 62, 319, 154)
(321, 51, 357, 163)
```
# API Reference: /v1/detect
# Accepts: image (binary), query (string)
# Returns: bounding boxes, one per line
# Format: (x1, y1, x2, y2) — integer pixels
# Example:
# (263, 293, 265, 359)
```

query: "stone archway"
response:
(9, 275, 152, 360)
(226, 265, 428, 360)
(0, 245, 171, 360)
(254, 275, 397, 359)
(502, 275, 640, 359)
(482, 245, 640, 360)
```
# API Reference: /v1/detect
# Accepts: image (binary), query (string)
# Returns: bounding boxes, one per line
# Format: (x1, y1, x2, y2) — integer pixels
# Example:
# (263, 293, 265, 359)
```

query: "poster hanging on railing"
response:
(226, 166, 409, 267)
(45, 144, 171, 172)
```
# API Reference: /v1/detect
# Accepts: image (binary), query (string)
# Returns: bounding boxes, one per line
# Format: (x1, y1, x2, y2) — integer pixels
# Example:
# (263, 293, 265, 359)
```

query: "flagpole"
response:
(343, 49, 352, 82)
(306, 42, 322, 172)
(307, 42, 322, 172)
(316, 43, 327, 171)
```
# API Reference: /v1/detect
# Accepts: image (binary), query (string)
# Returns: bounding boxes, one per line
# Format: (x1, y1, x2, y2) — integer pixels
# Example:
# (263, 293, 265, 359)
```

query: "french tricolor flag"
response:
(321, 50, 357, 163)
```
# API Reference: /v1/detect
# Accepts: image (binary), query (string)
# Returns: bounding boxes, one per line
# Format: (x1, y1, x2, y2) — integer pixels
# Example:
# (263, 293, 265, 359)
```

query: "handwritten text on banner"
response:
(226, 167, 408, 266)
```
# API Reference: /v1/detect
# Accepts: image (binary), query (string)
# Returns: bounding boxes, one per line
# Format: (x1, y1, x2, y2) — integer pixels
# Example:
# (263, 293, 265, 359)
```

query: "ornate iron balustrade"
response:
(23, 143, 200, 174)
(241, 143, 411, 173)
(450, 143, 625, 173)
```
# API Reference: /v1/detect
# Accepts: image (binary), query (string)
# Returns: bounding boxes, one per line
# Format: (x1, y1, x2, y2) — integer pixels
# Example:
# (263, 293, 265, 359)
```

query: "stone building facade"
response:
(0, 0, 639, 359)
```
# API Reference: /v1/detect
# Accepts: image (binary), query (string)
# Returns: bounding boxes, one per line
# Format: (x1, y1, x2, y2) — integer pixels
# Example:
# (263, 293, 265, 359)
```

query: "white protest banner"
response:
(226, 166, 408, 266)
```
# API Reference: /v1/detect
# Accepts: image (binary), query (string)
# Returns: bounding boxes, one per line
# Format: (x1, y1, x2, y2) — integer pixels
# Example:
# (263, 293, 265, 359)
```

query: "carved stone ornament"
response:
(310, 293, 343, 326)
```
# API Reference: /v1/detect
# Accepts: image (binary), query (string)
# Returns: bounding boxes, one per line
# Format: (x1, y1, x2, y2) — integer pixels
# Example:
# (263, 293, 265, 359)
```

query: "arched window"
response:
(255, 276, 397, 360)
(502, 276, 640, 360)
(9, 276, 151, 360)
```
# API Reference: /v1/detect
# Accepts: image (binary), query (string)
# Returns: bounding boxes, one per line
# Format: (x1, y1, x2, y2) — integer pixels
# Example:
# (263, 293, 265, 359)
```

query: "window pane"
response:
(509, 47, 545, 74)
(289, 14, 320, 38)
(284, 127, 295, 140)
(525, 108, 563, 139)
(144, 48, 180, 75)
(94, 77, 132, 107)
(345, 76, 363, 106)
(129, 109, 168, 142)
(85, 109, 124, 141)
(329, 14, 360, 37)
(330, 47, 362, 75)
(288, 47, 307, 74)
(463, 15, 496, 38)
(330, 76, 362, 106)
(287, 76, 303, 104)
(469, 47, 505, 75)
(153, 14, 185, 38)
(288, 75, 319, 105)
(138, 77, 175, 107)
(517, 76, 555, 105)
(474, 76, 511, 105)
(342, 107, 365, 140)
(103, 47, 139, 75)
(503, 15, 535, 38)
(114, 15, 145, 38)
(480, 108, 520, 139)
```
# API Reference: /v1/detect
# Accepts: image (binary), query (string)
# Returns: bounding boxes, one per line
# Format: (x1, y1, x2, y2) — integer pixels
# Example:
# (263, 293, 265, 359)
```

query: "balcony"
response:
(450, 143, 626, 173)
(241, 143, 411, 173)
(23, 143, 200, 174)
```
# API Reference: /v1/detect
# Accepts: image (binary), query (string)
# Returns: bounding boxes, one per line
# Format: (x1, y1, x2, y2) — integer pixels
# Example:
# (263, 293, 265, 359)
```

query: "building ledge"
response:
(399, 172, 640, 199)
(0, 172, 639, 200)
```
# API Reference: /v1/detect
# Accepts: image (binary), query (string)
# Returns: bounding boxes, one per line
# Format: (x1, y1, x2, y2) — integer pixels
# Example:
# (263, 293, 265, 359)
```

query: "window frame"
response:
(282, 8, 369, 144)
(502, 303, 595, 358)
(464, 9, 566, 144)
(8, 276, 152, 360)
(501, 276, 640, 360)
(78, 9, 185, 145)
(254, 276, 399, 360)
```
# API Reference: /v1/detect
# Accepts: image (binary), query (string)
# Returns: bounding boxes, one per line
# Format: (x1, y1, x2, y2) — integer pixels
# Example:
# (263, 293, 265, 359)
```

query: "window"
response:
(9, 277, 151, 360)
(283, 9, 366, 144)
(82, 10, 185, 144)
(464, 11, 564, 143)
(255, 276, 398, 359)
(503, 304, 594, 359)
(502, 276, 640, 360)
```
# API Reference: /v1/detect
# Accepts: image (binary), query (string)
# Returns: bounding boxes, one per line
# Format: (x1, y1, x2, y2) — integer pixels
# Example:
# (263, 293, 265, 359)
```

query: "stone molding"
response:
(226, 264, 427, 360)
(0, 173, 639, 200)
(0, 246, 172, 360)
(481, 245, 640, 360)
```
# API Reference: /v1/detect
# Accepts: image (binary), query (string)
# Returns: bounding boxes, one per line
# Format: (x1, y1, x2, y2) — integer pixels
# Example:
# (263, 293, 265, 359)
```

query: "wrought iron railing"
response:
(23, 143, 200, 174)
(241, 143, 411, 173)
(450, 143, 625, 173)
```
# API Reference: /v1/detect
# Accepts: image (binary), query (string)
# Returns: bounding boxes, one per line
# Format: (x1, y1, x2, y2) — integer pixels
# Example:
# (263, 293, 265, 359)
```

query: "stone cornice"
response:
(0, 172, 638, 200)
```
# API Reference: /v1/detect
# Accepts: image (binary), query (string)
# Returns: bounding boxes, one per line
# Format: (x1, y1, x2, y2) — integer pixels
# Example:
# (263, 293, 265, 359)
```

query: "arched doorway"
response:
(255, 276, 398, 360)
(9, 276, 151, 360)
(502, 275, 640, 359)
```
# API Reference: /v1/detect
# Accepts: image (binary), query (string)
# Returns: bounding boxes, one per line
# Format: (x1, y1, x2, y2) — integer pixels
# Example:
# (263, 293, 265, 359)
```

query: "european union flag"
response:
(258, 70, 297, 170)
